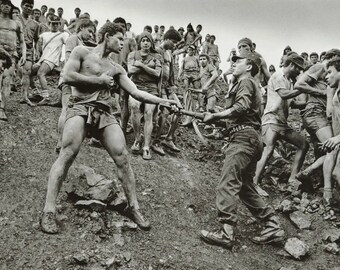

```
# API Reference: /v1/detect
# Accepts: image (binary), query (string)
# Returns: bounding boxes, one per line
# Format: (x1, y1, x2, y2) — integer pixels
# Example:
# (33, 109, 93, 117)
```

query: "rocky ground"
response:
(0, 75, 340, 270)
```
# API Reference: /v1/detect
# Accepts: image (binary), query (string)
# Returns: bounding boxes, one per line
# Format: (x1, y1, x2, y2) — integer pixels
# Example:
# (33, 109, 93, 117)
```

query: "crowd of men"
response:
(1, 0, 340, 250)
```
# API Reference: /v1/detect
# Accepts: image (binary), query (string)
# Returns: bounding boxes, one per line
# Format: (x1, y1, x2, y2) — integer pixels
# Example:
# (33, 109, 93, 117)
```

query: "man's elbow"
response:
(63, 73, 75, 84)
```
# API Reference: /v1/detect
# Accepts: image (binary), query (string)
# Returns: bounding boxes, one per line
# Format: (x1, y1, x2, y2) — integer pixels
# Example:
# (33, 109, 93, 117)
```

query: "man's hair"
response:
(97, 21, 124, 43)
(210, 35, 216, 39)
(76, 19, 96, 33)
(48, 8, 55, 13)
(327, 57, 340, 71)
(74, 7, 81, 11)
(127, 22, 131, 27)
(246, 59, 259, 77)
(32, 8, 40, 13)
(310, 52, 318, 58)
(143, 25, 152, 32)
(21, 0, 34, 6)
(57, 7, 63, 11)
(164, 29, 182, 42)
(320, 51, 326, 59)
(160, 25, 165, 29)
(199, 53, 210, 62)
(12, 5, 20, 13)
(197, 24, 202, 28)
(41, 5, 47, 8)
(113, 17, 126, 29)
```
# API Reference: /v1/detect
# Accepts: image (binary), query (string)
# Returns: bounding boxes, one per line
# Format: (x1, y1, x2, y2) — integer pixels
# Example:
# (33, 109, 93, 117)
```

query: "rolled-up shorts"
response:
(262, 123, 294, 137)
(66, 103, 119, 139)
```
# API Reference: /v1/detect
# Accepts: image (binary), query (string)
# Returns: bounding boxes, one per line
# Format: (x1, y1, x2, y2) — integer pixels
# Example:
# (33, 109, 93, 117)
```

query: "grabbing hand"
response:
(133, 60, 143, 68)
(100, 71, 114, 88)
(319, 136, 340, 152)
(19, 56, 26, 66)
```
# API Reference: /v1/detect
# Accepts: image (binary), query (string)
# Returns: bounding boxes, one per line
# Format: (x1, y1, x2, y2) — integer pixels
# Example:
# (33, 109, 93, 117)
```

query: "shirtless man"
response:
(202, 35, 220, 68)
(57, 7, 68, 32)
(322, 58, 340, 192)
(32, 15, 69, 105)
(0, 0, 26, 121)
(19, 0, 39, 107)
(56, 19, 96, 152)
(39, 5, 47, 24)
(40, 22, 178, 234)
(128, 31, 162, 160)
(177, 45, 200, 126)
(151, 29, 183, 155)
(173, 23, 197, 57)
(253, 52, 309, 188)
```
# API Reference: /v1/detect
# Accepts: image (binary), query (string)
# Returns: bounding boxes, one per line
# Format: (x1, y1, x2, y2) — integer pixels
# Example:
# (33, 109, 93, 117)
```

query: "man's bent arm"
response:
(295, 74, 327, 96)
(63, 47, 106, 87)
(277, 88, 301, 99)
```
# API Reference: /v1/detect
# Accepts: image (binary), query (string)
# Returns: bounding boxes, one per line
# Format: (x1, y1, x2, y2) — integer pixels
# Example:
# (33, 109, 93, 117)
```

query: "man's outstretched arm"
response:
(117, 65, 178, 106)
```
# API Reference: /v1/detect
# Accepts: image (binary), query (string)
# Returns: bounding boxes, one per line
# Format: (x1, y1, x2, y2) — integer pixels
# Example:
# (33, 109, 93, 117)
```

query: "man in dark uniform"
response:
(199, 51, 285, 249)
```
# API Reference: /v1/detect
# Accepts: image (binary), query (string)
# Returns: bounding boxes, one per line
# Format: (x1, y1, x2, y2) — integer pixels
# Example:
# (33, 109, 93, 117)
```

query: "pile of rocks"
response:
(64, 165, 127, 212)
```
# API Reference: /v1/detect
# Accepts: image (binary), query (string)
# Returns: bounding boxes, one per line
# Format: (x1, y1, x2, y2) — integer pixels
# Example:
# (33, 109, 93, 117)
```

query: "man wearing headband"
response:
(253, 52, 308, 191)
(0, 0, 26, 120)
(200, 51, 285, 248)
(128, 31, 162, 160)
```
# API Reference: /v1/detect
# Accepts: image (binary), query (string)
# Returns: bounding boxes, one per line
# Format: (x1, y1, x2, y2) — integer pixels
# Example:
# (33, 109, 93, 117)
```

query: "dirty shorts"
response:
(302, 109, 331, 135)
(262, 123, 294, 137)
(66, 102, 119, 139)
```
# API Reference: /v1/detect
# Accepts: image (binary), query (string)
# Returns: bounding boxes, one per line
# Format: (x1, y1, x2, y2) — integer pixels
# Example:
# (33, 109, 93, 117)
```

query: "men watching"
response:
(0, 0, 26, 120)
(19, 0, 39, 107)
(128, 31, 162, 160)
(57, 7, 69, 31)
(178, 45, 200, 126)
(152, 29, 183, 155)
(310, 52, 319, 65)
(32, 15, 69, 105)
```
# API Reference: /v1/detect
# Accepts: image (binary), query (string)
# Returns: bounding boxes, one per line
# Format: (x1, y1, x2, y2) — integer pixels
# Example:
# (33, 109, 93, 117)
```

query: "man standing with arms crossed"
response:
(40, 22, 178, 234)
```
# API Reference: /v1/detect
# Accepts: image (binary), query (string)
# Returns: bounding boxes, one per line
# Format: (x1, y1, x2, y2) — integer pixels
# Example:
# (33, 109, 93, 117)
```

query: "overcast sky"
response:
(12, 0, 340, 70)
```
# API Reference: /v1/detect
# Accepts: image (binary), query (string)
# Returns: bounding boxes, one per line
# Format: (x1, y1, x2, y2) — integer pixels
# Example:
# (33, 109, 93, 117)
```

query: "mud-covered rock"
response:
(279, 199, 294, 213)
(324, 243, 340, 255)
(72, 253, 89, 265)
(284, 237, 309, 260)
(323, 229, 340, 243)
(289, 211, 311, 230)
(75, 200, 107, 212)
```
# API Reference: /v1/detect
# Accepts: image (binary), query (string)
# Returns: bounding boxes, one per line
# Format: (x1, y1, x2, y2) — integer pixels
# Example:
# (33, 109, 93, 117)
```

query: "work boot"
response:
(200, 224, 235, 249)
(40, 212, 59, 234)
(128, 208, 151, 230)
(252, 215, 285, 244)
